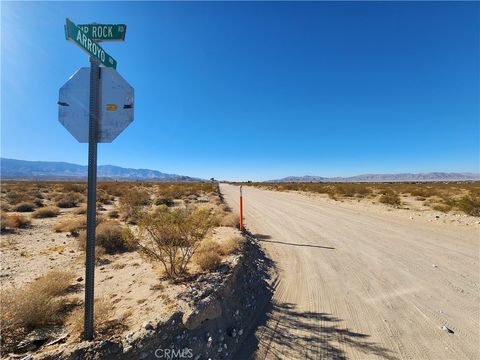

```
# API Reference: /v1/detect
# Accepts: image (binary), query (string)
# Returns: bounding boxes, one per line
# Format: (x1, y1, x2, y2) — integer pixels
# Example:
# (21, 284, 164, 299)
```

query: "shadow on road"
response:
(254, 234, 335, 250)
(234, 232, 396, 360)
(243, 301, 398, 360)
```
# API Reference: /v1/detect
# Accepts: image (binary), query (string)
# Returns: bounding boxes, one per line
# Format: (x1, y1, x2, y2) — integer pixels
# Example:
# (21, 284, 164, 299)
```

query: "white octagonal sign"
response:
(58, 67, 134, 143)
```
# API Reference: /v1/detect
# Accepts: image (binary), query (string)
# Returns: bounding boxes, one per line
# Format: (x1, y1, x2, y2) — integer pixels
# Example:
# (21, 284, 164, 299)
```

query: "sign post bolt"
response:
(84, 56, 100, 341)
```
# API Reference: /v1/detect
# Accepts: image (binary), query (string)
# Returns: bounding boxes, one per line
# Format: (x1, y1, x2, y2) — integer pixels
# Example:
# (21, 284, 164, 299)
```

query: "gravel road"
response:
(220, 184, 479, 360)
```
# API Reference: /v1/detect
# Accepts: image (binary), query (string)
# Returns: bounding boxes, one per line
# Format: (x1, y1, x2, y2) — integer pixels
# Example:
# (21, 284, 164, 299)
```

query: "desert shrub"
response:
(32, 206, 60, 218)
(219, 213, 240, 228)
(67, 298, 121, 339)
(73, 204, 87, 215)
(78, 221, 135, 254)
(96, 222, 130, 253)
(5, 191, 31, 205)
(431, 203, 452, 213)
(219, 236, 245, 255)
(455, 196, 480, 216)
(99, 182, 129, 197)
(1, 270, 74, 353)
(0, 202, 11, 212)
(53, 216, 86, 236)
(138, 207, 214, 279)
(56, 192, 83, 208)
(379, 191, 401, 207)
(61, 183, 86, 193)
(3, 214, 31, 229)
(410, 187, 438, 198)
(195, 250, 221, 271)
(155, 196, 175, 207)
(14, 202, 35, 212)
(97, 189, 114, 205)
(108, 209, 119, 218)
(33, 198, 44, 208)
(194, 239, 222, 271)
(119, 188, 151, 223)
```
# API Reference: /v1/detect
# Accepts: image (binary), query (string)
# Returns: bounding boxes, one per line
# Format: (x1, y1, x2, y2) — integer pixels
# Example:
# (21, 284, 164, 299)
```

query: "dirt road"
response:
(220, 184, 479, 360)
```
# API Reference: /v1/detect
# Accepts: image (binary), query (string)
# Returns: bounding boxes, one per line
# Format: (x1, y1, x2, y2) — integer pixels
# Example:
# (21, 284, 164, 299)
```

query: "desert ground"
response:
(220, 183, 479, 360)
(0, 182, 244, 357)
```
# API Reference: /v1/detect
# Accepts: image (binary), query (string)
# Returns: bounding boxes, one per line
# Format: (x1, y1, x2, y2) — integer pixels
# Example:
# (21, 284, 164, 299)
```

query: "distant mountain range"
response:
(0, 158, 202, 181)
(269, 173, 480, 183)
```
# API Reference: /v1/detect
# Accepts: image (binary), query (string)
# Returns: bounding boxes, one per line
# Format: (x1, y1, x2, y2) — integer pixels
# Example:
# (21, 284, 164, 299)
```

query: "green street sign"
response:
(65, 18, 117, 69)
(78, 24, 126, 41)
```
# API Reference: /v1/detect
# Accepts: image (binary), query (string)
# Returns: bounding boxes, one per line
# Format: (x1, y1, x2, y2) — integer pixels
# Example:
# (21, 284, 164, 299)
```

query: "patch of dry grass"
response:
(0, 270, 75, 353)
(56, 192, 84, 208)
(2, 214, 31, 230)
(219, 213, 240, 228)
(219, 236, 245, 255)
(52, 216, 86, 236)
(32, 206, 60, 218)
(78, 221, 136, 254)
(379, 191, 402, 207)
(66, 298, 122, 340)
(14, 202, 35, 212)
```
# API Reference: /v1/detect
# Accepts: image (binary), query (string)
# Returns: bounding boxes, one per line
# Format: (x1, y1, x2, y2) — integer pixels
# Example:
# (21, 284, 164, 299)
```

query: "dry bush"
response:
(0, 270, 74, 353)
(78, 221, 136, 254)
(53, 216, 86, 236)
(195, 250, 221, 271)
(67, 298, 121, 339)
(99, 182, 129, 197)
(455, 196, 480, 216)
(32, 206, 60, 218)
(73, 204, 87, 215)
(138, 207, 214, 279)
(2, 214, 31, 229)
(108, 209, 119, 218)
(379, 191, 402, 207)
(194, 239, 222, 271)
(5, 191, 31, 205)
(14, 202, 35, 212)
(56, 192, 83, 208)
(61, 183, 86, 193)
(97, 189, 114, 205)
(219, 213, 239, 228)
(119, 188, 151, 223)
(155, 196, 175, 207)
(431, 203, 452, 213)
(0, 202, 11, 212)
(33, 198, 44, 208)
(219, 236, 245, 255)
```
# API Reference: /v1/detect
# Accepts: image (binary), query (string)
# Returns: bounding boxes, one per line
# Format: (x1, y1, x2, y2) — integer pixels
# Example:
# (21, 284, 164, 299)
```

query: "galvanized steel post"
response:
(84, 56, 100, 340)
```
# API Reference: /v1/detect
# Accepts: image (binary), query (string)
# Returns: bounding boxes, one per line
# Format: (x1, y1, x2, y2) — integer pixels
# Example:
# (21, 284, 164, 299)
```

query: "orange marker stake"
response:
(239, 185, 244, 232)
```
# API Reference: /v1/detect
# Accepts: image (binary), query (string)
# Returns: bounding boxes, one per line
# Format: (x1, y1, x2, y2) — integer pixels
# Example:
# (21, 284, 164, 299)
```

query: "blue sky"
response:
(1, 1, 479, 181)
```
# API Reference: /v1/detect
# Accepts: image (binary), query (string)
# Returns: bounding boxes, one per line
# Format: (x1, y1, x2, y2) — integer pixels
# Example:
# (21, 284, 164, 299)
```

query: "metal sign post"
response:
(60, 18, 133, 340)
(240, 185, 244, 232)
(84, 57, 100, 340)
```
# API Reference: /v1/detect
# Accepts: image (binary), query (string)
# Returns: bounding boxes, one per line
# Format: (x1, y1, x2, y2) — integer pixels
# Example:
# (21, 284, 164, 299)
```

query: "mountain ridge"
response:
(0, 158, 202, 181)
(269, 172, 480, 183)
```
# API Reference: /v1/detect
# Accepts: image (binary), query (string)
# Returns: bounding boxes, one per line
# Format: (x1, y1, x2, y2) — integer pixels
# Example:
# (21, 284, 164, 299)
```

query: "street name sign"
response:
(65, 18, 117, 69)
(58, 67, 134, 143)
(78, 24, 126, 41)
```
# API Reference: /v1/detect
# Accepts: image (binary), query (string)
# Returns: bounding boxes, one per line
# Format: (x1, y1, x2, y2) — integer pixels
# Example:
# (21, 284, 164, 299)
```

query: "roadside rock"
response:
(183, 296, 222, 330)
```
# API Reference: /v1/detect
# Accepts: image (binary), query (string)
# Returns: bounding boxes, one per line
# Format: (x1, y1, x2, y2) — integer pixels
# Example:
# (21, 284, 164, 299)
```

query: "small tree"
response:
(137, 207, 213, 279)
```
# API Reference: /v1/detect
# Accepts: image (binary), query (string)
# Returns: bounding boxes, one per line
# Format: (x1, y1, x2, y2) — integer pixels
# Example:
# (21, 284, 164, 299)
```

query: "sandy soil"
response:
(220, 184, 479, 360)
(0, 196, 242, 342)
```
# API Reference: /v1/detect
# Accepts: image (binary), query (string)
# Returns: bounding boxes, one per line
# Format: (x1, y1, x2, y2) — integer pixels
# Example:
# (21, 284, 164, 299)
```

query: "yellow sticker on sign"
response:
(106, 104, 117, 111)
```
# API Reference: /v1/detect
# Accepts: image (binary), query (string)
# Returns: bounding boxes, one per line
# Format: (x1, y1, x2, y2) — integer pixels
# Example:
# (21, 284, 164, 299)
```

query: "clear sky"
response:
(1, 1, 479, 181)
